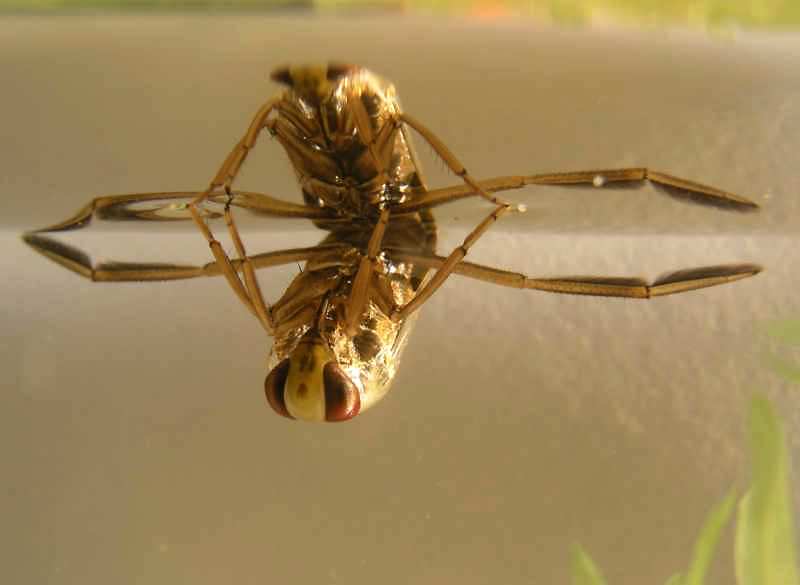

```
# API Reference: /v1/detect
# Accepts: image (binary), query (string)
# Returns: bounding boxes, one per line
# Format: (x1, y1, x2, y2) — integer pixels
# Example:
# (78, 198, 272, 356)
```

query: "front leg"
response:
(180, 96, 333, 327)
(398, 112, 513, 208)
(190, 98, 279, 208)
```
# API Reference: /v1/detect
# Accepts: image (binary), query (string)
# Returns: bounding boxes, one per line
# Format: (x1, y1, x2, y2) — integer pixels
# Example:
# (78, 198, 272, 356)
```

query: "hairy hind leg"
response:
(394, 168, 759, 214)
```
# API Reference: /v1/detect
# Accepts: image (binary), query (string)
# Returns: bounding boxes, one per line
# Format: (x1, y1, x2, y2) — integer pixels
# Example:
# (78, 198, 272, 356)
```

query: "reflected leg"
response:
(222, 204, 274, 332)
(388, 249, 762, 300)
(23, 231, 343, 284)
(344, 207, 391, 336)
(390, 204, 515, 322)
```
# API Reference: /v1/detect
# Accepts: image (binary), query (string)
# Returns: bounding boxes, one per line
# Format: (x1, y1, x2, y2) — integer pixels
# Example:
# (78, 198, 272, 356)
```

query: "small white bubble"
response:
(592, 175, 606, 187)
(516, 203, 528, 213)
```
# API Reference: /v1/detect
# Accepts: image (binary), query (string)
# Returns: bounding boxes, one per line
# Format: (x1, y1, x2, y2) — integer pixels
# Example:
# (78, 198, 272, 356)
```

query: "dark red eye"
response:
(323, 363, 361, 422)
(326, 63, 357, 82)
(270, 66, 293, 86)
(264, 359, 293, 419)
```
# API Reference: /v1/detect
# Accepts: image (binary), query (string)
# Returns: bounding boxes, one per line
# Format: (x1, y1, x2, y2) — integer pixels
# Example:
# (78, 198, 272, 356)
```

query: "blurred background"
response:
(1, 0, 800, 29)
(2, 2, 799, 585)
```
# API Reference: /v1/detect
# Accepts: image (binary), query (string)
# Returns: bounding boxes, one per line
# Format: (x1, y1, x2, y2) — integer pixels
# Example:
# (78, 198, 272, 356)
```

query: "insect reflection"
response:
(24, 63, 761, 422)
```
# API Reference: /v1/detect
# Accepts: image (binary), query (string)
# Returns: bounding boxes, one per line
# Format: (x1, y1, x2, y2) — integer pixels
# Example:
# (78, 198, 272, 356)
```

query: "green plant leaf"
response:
(734, 396, 799, 585)
(735, 490, 753, 584)
(571, 544, 608, 585)
(766, 320, 800, 345)
(683, 489, 736, 585)
(664, 573, 685, 585)
(764, 352, 800, 385)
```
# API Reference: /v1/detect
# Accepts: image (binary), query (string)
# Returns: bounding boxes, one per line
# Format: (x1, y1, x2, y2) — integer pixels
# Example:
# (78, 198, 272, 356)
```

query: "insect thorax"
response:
(271, 67, 422, 217)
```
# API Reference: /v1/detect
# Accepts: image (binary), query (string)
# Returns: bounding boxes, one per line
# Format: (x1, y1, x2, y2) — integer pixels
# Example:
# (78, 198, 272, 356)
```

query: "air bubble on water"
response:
(516, 203, 528, 213)
(593, 175, 606, 187)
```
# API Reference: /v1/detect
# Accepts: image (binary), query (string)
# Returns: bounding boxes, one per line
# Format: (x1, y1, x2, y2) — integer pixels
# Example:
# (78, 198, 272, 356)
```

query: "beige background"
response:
(3, 14, 799, 585)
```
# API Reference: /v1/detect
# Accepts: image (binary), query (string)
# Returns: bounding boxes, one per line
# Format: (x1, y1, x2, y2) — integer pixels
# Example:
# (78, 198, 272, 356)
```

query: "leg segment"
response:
(393, 168, 759, 214)
(350, 97, 398, 186)
(186, 100, 283, 257)
(27, 190, 332, 234)
(191, 98, 280, 207)
(29, 192, 220, 233)
(387, 249, 761, 300)
(344, 207, 391, 335)
(23, 231, 340, 283)
(223, 204, 274, 332)
(187, 203, 264, 322)
(390, 203, 514, 321)
(398, 112, 512, 207)
(334, 105, 424, 334)
(23, 232, 207, 282)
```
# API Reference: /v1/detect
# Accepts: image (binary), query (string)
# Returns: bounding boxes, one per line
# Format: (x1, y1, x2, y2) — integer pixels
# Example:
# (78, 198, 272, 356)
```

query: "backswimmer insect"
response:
(24, 63, 761, 422)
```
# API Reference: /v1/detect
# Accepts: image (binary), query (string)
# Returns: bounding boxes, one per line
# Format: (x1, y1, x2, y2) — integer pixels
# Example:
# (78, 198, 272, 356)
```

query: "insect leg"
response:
(521, 168, 759, 208)
(370, 272, 399, 316)
(387, 250, 762, 299)
(394, 168, 759, 214)
(27, 192, 219, 233)
(390, 203, 513, 321)
(339, 107, 436, 316)
(349, 98, 391, 185)
(26, 190, 332, 235)
(188, 204, 264, 321)
(344, 207, 391, 336)
(23, 231, 335, 284)
(186, 98, 283, 261)
(167, 156, 333, 324)
(190, 98, 280, 207)
(223, 204, 274, 333)
(23, 232, 208, 282)
(398, 112, 512, 207)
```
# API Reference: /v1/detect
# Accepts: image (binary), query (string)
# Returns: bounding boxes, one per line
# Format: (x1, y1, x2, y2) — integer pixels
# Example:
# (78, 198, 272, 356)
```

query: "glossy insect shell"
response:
(262, 64, 432, 421)
(269, 63, 422, 216)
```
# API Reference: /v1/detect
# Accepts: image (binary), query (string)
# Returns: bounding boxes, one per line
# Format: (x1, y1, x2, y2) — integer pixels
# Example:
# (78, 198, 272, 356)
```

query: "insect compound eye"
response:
(264, 359, 293, 419)
(269, 66, 293, 87)
(326, 63, 357, 82)
(322, 362, 361, 422)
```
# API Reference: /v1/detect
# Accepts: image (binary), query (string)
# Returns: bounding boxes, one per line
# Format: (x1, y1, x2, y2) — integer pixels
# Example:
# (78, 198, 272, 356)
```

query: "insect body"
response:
(25, 63, 761, 422)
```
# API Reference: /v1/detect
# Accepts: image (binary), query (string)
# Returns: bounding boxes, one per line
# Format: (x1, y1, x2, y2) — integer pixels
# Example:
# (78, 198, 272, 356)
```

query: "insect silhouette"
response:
(25, 63, 761, 422)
